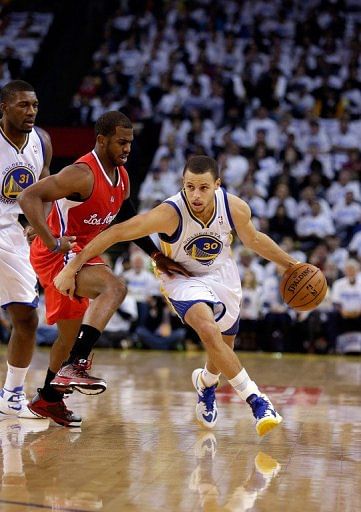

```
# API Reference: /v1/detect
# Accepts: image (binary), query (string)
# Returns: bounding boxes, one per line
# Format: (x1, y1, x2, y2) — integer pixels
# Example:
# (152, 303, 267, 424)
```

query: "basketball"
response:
(280, 263, 328, 312)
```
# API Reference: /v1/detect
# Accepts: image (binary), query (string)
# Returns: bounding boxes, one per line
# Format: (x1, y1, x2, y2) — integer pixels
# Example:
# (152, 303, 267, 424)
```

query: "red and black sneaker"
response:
(28, 390, 82, 428)
(50, 358, 107, 395)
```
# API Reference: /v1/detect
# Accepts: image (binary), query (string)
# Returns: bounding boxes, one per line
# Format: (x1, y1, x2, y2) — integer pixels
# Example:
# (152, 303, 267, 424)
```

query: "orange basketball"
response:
(279, 263, 328, 312)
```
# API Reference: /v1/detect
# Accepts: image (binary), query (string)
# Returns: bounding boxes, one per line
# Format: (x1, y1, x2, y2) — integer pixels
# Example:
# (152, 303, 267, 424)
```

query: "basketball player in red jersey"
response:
(18, 111, 188, 426)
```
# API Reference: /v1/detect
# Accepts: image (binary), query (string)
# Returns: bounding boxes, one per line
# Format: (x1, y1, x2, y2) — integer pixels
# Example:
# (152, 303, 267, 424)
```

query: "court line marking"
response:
(0, 498, 92, 512)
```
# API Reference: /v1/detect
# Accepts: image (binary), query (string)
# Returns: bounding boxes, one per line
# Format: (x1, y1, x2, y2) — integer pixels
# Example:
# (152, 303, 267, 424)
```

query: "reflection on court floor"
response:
(0, 348, 360, 511)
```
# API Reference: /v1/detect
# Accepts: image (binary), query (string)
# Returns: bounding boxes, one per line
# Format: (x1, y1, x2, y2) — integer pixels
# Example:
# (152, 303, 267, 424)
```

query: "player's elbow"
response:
(17, 189, 28, 209)
(242, 232, 261, 251)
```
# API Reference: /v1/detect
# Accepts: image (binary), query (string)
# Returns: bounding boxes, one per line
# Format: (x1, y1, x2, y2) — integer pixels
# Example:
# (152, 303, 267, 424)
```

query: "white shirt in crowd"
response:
(331, 274, 361, 315)
(123, 268, 160, 303)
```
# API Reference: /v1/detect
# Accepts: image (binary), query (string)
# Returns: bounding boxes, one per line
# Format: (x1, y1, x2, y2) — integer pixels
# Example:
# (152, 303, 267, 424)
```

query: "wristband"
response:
(50, 238, 61, 253)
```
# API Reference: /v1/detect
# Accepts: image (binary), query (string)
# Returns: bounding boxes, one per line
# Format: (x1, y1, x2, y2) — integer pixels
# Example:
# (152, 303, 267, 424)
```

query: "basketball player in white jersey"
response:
(0, 80, 52, 417)
(54, 155, 300, 436)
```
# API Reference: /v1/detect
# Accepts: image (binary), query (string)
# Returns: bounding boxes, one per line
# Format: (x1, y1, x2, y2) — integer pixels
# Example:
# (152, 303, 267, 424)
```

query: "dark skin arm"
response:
(18, 162, 93, 252)
(21, 127, 53, 243)
(19, 161, 190, 277)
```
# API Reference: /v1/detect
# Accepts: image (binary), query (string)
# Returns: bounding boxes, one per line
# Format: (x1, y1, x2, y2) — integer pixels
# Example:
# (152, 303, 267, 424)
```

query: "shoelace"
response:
(200, 385, 217, 413)
(10, 392, 26, 403)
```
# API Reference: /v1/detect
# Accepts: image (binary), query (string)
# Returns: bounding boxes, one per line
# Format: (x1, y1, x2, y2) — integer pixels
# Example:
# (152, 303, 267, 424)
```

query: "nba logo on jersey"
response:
(218, 215, 224, 225)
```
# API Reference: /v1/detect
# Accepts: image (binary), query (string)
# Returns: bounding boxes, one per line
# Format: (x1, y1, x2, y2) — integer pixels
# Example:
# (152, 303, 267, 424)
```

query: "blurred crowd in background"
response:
(0, 0, 360, 353)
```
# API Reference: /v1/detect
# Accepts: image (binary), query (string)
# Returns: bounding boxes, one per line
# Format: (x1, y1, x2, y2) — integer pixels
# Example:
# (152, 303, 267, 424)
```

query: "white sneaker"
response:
(192, 369, 218, 429)
(0, 387, 45, 419)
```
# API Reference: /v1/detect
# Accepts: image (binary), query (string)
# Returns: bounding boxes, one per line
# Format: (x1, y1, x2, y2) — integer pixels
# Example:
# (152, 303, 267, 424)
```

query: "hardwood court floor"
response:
(0, 347, 360, 512)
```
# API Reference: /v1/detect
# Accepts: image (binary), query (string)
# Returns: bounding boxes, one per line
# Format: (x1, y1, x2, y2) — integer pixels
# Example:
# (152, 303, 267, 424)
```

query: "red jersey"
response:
(31, 150, 129, 324)
(48, 150, 129, 246)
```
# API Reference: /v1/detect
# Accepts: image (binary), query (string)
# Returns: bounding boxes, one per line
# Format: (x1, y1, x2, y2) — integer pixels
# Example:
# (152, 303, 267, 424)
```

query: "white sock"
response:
(3, 363, 29, 392)
(228, 368, 260, 401)
(202, 365, 221, 387)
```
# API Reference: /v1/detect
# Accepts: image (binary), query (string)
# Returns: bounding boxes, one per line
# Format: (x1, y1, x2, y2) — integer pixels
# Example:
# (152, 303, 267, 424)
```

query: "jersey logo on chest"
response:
(1, 166, 36, 204)
(184, 234, 223, 266)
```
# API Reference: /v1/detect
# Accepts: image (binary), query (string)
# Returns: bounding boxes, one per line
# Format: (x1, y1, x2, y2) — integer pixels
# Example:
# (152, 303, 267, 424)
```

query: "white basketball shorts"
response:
(160, 270, 242, 335)
(0, 223, 38, 308)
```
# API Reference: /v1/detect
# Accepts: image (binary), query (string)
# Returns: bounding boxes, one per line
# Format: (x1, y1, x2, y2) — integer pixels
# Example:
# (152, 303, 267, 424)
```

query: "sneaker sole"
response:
(256, 414, 283, 437)
(51, 382, 107, 396)
(18, 408, 47, 419)
(28, 405, 82, 428)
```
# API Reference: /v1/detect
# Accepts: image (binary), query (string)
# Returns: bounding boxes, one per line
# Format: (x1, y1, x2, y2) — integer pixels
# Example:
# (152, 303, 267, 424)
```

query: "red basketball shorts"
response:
(30, 236, 104, 325)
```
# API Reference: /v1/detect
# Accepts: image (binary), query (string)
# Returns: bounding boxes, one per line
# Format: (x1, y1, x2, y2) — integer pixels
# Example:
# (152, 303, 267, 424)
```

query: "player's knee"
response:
(12, 309, 38, 334)
(113, 277, 127, 303)
(103, 276, 127, 305)
(196, 319, 220, 345)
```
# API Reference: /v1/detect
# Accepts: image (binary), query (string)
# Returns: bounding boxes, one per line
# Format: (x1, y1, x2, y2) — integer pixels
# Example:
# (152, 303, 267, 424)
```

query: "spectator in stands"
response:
(331, 116, 358, 171)
(134, 296, 186, 351)
(261, 268, 294, 352)
(331, 259, 361, 342)
(269, 204, 296, 243)
(237, 270, 262, 351)
(138, 157, 179, 212)
(326, 169, 361, 207)
(236, 248, 265, 284)
(123, 252, 159, 326)
(267, 183, 298, 221)
(349, 229, 361, 260)
(296, 200, 335, 251)
(332, 191, 361, 244)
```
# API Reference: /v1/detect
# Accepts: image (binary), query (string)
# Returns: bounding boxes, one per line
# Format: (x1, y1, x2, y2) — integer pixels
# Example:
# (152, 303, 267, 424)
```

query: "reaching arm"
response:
(228, 194, 298, 270)
(53, 203, 180, 297)
(116, 197, 160, 256)
(17, 163, 93, 252)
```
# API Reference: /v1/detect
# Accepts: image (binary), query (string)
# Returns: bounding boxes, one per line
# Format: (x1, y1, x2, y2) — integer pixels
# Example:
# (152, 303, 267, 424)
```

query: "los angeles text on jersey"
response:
(83, 212, 117, 225)
(1, 162, 36, 204)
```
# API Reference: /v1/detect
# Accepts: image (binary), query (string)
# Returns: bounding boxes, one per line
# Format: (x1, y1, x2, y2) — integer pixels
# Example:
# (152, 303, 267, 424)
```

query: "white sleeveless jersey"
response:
(158, 187, 242, 333)
(159, 187, 237, 276)
(0, 126, 45, 227)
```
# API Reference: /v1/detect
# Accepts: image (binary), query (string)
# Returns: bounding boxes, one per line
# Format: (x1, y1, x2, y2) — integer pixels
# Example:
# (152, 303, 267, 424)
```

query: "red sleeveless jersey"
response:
(47, 150, 129, 246)
(30, 150, 129, 324)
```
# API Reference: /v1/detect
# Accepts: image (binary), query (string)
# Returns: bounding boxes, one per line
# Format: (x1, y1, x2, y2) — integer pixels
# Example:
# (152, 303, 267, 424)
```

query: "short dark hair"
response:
(183, 155, 219, 180)
(0, 80, 35, 103)
(95, 111, 132, 137)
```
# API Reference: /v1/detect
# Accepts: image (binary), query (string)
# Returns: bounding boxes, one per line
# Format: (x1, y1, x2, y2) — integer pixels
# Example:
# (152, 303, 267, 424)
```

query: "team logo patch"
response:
(1, 167, 35, 201)
(184, 235, 223, 266)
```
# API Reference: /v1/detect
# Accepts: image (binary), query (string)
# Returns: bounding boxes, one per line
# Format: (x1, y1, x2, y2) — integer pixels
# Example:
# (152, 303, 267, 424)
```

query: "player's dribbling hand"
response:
(53, 268, 77, 299)
(153, 253, 192, 278)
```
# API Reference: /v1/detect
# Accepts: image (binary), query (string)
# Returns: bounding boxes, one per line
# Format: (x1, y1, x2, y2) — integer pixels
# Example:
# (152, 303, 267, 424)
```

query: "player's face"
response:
(105, 126, 134, 166)
(2, 91, 39, 133)
(183, 170, 220, 214)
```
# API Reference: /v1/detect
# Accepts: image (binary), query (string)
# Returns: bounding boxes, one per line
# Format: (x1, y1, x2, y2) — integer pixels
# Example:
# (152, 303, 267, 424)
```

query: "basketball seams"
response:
(281, 266, 316, 299)
(287, 269, 320, 306)
(290, 278, 327, 310)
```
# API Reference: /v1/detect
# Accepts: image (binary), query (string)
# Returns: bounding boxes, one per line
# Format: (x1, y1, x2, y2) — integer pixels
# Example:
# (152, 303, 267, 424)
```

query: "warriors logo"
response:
(184, 235, 223, 266)
(1, 167, 35, 202)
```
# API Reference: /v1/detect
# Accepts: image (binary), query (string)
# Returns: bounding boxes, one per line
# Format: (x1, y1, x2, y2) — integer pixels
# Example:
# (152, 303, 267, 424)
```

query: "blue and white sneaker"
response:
(0, 387, 44, 419)
(247, 393, 283, 436)
(192, 369, 218, 429)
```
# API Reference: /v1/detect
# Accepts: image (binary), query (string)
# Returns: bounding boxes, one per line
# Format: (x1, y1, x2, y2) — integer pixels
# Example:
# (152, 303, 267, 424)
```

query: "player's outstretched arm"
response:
(228, 194, 298, 271)
(54, 203, 178, 297)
